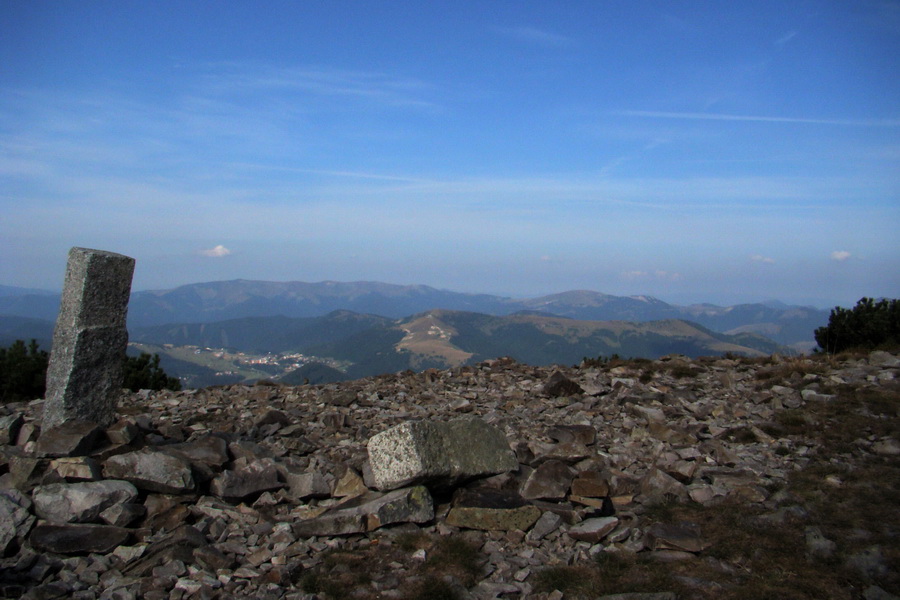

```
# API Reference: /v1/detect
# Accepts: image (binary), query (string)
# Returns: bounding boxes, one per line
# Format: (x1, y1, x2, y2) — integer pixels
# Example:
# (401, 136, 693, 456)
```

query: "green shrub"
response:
(122, 352, 182, 392)
(815, 297, 900, 354)
(0, 340, 180, 402)
(0, 339, 48, 402)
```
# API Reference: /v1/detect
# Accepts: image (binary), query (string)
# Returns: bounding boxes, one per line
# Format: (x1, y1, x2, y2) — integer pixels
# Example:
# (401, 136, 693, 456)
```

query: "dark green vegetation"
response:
(124, 310, 784, 385)
(815, 297, 900, 354)
(126, 310, 783, 384)
(121, 352, 182, 392)
(279, 361, 349, 385)
(0, 340, 180, 402)
(308, 322, 446, 380)
(0, 339, 48, 402)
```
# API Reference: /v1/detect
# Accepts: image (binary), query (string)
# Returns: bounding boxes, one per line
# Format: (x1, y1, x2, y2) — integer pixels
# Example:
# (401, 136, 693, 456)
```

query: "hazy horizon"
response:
(2, 2, 897, 308)
(0, 276, 855, 311)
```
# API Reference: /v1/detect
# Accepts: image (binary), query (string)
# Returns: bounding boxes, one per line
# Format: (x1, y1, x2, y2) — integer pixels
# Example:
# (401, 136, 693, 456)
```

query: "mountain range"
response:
(0, 279, 828, 346)
(0, 279, 828, 385)
(126, 308, 783, 385)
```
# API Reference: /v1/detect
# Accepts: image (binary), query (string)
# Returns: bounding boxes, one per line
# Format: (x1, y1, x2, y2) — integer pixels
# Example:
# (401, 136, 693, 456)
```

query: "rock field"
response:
(1, 351, 898, 600)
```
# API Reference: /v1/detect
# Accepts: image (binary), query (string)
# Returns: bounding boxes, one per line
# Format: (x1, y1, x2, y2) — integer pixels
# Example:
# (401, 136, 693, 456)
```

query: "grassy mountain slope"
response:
(396, 310, 781, 369)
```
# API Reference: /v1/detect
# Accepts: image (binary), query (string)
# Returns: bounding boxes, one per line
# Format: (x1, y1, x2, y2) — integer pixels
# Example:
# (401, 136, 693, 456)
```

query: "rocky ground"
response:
(1, 351, 898, 600)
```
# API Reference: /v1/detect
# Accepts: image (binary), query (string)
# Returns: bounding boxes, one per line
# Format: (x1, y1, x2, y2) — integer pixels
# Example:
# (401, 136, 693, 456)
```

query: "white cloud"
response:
(774, 30, 798, 46)
(497, 26, 572, 46)
(655, 270, 682, 281)
(201, 245, 232, 257)
(622, 270, 682, 281)
(831, 250, 852, 261)
(751, 254, 776, 264)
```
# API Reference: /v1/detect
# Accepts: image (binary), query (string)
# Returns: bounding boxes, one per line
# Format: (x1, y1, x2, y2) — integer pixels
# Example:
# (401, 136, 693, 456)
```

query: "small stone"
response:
(209, 459, 282, 500)
(872, 439, 900, 456)
(103, 450, 195, 494)
(100, 503, 146, 527)
(543, 371, 584, 397)
(805, 526, 836, 562)
(33, 480, 139, 524)
(48, 457, 102, 481)
(161, 435, 230, 477)
(521, 460, 575, 500)
(35, 421, 102, 458)
(640, 468, 688, 501)
(445, 489, 541, 531)
(284, 470, 331, 500)
(294, 485, 433, 536)
(526, 511, 563, 542)
(105, 419, 140, 445)
(30, 524, 130, 554)
(868, 351, 900, 368)
(193, 545, 235, 571)
(333, 467, 368, 498)
(0, 491, 35, 554)
(571, 471, 610, 497)
(568, 517, 619, 543)
(688, 484, 726, 506)
(174, 578, 202, 595)
(112, 545, 147, 564)
(547, 424, 597, 446)
(645, 522, 711, 553)
(0, 413, 24, 445)
(9, 456, 46, 491)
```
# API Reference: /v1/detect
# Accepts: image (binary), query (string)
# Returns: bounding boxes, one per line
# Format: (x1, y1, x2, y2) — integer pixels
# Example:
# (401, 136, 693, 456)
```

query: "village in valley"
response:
(128, 343, 348, 387)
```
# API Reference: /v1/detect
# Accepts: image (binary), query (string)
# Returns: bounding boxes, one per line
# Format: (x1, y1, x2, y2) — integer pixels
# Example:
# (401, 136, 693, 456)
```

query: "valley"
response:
(1, 279, 825, 387)
(128, 342, 349, 389)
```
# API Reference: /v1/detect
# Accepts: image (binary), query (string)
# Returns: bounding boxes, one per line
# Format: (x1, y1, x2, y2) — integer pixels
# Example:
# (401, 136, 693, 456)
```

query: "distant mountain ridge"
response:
(0, 279, 829, 347)
(127, 308, 784, 384)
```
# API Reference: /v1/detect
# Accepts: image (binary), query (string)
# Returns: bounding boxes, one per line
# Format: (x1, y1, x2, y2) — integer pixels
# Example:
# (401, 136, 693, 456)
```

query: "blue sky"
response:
(1, 1, 898, 307)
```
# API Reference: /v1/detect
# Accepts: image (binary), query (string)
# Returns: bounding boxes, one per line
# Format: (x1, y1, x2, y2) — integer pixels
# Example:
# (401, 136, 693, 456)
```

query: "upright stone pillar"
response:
(43, 248, 136, 430)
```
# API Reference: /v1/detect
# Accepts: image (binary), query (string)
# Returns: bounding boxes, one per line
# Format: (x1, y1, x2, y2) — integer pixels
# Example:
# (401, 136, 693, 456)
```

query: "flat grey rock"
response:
(35, 420, 101, 458)
(33, 480, 138, 524)
(0, 413, 23, 446)
(30, 523, 130, 555)
(0, 490, 34, 554)
(209, 458, 282, 500)
(103, 449, 195, 494)
(367, 416, 517, 491)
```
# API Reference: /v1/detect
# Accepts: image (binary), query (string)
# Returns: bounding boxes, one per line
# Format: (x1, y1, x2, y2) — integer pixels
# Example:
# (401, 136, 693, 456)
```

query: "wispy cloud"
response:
(622, 270, 682, 282)
(751, 254, 776, 264)
(831, 250, 852, 261)
(226, 163, 433, 184)
(774, 30, 798, 46)
(496, 26, 573, 46)
(201, 245, 232, 257)
(617, 110, 900, 128)
(198, 63, 441, 111)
